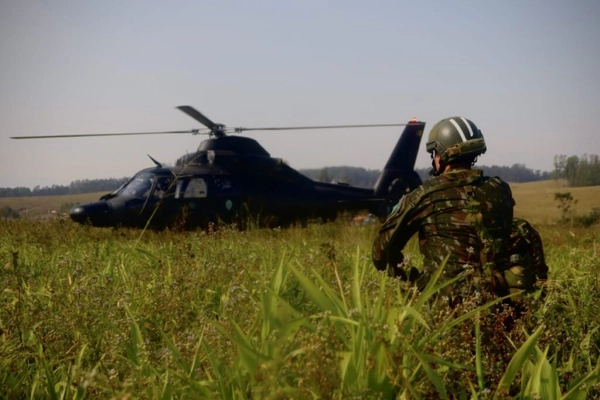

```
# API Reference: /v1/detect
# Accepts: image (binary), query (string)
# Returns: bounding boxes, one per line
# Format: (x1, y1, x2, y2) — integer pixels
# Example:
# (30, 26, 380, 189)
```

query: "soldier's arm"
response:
(372, 194, 421, 276)
(372, 212, 403, 271)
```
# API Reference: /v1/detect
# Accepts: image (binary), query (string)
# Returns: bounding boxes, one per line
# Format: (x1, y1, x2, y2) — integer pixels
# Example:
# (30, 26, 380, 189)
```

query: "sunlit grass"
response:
(0, 217, 599, 398)
(510, 179, 600, 225)
(0, 192, 105, 218)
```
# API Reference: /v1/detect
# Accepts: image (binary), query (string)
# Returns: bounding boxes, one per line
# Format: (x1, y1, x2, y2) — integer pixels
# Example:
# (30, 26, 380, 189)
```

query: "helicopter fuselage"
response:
(70, 160, 386, 229)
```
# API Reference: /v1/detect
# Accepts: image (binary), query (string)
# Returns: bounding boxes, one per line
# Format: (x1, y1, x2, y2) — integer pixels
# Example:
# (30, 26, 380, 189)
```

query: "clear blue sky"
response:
(1, 0, 599, 188)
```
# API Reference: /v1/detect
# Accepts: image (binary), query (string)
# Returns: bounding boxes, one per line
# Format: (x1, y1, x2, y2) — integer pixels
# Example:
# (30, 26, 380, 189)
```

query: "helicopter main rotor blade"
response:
(233, 123, 408, 133)
(176, 106, 217, 130)
(10, 129, 210, 139)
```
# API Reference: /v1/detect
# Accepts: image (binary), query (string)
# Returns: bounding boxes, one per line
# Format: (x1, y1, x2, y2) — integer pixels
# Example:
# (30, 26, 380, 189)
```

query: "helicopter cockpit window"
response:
(119, 172, 155, 198)
(175, 177, 207, 199)
(152, 176, 172, 199)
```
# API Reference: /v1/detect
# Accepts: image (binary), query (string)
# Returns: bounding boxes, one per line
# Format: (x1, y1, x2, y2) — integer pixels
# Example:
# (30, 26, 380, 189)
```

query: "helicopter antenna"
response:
(147, 154, 164, 167)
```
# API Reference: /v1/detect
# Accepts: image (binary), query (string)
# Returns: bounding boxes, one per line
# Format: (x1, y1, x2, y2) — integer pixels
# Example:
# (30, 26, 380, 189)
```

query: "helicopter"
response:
(11, 106, 425, 229)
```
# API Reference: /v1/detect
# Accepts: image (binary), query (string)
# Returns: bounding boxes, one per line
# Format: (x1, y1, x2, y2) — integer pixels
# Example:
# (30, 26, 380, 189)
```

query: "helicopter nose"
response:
(70, 201, 111, 226)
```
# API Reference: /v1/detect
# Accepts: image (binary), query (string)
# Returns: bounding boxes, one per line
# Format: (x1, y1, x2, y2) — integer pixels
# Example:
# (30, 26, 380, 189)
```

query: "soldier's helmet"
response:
(426, 117, 487, 163)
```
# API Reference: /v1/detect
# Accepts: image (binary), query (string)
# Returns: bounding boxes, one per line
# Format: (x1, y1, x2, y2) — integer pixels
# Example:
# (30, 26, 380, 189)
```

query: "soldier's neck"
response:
(444, 164, 472, 173)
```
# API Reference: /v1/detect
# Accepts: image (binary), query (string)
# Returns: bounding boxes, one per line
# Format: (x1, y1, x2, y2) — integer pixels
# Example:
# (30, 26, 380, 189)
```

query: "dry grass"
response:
(0, 192, 105, 217)
(510, 179, 600, 225)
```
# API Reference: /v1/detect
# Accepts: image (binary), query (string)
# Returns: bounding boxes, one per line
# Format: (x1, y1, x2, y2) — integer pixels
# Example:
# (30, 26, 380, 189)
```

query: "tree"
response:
(554, 154, 600, 187)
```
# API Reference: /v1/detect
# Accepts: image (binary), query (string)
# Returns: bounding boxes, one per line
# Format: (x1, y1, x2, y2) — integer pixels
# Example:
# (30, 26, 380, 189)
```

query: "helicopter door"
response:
(213, 176, 244, 224)
(172, 177, 210, 227)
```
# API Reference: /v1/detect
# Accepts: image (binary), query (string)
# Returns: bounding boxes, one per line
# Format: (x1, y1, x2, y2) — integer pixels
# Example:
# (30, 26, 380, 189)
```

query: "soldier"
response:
(372, 116, 515, 301)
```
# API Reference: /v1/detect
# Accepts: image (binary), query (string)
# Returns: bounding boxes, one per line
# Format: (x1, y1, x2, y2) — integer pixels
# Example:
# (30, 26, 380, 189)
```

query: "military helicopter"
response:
(11, 106, 425, 229)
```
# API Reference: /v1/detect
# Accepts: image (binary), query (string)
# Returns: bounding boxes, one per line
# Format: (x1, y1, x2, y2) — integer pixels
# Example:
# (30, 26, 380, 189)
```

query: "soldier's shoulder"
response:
(420, 175, 445, 191)
(485, 174, 508, 183)
(406, 179, 437, 201)
(484, 175, 512, 189)
(390, 180, 431, 213)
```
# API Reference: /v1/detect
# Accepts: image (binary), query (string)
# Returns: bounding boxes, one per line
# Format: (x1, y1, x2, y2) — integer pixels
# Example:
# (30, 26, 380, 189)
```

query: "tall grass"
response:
(0, 219, 599, 398)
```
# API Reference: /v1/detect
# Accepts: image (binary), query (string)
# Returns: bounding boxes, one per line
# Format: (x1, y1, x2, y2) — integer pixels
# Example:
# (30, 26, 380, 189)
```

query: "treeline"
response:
(0, 178, 129, 198)
(553, 154, 600, 187)
(479, 164, 552, 183)
(301, 163, 552, 188)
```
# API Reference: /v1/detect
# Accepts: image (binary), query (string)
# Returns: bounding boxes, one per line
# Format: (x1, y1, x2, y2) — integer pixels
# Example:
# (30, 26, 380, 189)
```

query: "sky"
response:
(1, 0, 599, 188)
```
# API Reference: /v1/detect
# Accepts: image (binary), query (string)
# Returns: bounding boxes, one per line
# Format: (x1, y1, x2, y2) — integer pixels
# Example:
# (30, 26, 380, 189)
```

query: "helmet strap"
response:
(429, 152, 445, 176)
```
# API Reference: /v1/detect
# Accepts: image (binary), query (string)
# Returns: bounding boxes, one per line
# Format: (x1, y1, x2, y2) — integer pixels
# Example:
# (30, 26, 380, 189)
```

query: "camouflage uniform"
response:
(372, 168, 515, 295)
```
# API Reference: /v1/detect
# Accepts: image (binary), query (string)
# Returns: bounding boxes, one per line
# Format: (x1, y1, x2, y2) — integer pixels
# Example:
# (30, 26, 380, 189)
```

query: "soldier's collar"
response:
(442, 168, 483, 181)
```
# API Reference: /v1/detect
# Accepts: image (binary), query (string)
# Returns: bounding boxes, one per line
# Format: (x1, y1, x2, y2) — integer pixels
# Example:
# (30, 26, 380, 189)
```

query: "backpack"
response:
(502, 218, 549, 293)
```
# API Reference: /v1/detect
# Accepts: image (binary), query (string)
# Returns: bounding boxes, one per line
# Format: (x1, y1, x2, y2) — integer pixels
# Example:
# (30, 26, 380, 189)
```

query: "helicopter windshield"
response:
(118, 172, 156, 198)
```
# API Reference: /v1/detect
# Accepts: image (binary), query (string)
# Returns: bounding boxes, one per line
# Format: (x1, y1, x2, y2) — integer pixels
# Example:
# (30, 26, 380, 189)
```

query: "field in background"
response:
(510, 179, 600, 224)
(0, 192, 105, 218)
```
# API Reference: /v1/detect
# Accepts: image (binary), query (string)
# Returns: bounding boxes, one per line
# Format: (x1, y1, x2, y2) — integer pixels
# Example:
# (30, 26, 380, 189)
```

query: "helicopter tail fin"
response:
(373, 119, 425, 202)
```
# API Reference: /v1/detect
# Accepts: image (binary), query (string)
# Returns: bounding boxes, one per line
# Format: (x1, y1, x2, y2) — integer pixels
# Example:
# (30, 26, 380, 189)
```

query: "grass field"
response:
(0, 192, 105, 219)
(510, 179, 600, 225)
(1, 181, 599, 398)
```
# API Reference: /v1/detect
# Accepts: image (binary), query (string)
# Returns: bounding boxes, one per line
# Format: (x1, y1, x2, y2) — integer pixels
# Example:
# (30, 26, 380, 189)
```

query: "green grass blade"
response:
(212, 319, 270, 374)
(560, 359, 600, 400)
(411, 345, 449, 399)
(495, 324, 545, 396)
(290, 265, 345, 316)
(474, 311, 484, 393)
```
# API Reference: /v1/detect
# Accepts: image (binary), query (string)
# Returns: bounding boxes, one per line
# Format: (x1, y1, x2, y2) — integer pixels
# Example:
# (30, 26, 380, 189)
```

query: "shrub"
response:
(0, 205, 20, 219)
(575, 207, 600, 227)
(554, 192, 578, 223)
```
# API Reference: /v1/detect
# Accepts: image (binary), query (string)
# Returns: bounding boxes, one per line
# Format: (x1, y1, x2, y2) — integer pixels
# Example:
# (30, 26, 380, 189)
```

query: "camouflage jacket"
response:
(372, 168, 515, 291)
